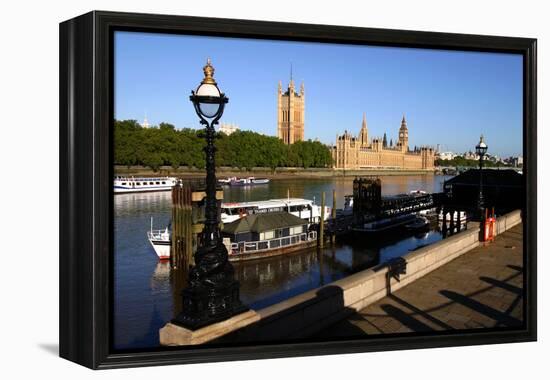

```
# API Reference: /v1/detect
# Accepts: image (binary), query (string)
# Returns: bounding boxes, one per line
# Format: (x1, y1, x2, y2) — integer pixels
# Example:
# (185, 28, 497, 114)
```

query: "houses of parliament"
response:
(332, 114, 435, 170)
(276, 79, 435, 170)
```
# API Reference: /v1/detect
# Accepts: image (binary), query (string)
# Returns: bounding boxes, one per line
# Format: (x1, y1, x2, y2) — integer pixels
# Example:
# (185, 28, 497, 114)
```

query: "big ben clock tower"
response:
(397, 115, 409, 152)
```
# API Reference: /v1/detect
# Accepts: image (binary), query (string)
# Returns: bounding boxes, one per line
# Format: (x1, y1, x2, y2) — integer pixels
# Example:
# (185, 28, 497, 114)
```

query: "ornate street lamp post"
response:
(475, 135, 488, 220)
(173, 59, 246, 329)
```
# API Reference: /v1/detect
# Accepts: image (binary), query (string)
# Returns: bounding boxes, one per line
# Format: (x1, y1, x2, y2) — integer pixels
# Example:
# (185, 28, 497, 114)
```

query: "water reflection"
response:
(114, 175, 450, 350)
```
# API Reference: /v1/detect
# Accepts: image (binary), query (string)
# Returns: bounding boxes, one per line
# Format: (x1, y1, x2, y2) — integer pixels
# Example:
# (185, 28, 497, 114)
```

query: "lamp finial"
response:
(202, 58, 217, 85)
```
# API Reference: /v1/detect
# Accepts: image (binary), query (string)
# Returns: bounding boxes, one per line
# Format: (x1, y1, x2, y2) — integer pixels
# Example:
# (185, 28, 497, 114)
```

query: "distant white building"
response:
(463, 151, 480, 160)
(438, 151, 457, 160)
(141, 116, 151, 128)
(219, 122, 239, 135)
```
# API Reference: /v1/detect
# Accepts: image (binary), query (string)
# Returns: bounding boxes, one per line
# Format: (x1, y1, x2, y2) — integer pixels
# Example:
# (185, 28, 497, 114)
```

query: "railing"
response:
(230, 231, 317, 254)
(148, 229, 170, 241)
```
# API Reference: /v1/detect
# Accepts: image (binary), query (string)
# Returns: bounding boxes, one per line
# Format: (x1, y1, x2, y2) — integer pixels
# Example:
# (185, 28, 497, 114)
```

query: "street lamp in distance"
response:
(475, 135, 488, 220)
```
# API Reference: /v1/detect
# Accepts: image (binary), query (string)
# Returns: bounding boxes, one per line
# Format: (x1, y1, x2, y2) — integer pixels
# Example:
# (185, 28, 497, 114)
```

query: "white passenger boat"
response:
(220, 198, 331, 224)
(147, 218, 171, 260)
(229, 177, 270, 186)
(114, 176, 177, 193)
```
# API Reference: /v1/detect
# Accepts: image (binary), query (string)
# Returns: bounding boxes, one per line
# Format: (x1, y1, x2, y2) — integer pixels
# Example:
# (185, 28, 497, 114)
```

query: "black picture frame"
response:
(59, 10, 537, 369)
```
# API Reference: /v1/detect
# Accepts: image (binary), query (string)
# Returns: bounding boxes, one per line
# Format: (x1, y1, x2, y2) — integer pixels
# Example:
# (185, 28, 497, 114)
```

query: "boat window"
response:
(162, 181, 166, 184)
(290, 226, 303, 235)
(121, 182, 126, 186)
(150, 182, 154, 185)
(136, 182, 141, 186)
(156, 182, 160, 185)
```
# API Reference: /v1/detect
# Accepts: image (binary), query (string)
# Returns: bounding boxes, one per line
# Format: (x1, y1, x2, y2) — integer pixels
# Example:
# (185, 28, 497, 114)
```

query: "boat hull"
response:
(149, 239, 171, 260)
(114, 186, 173, 193)
(228, 240, 317, 262)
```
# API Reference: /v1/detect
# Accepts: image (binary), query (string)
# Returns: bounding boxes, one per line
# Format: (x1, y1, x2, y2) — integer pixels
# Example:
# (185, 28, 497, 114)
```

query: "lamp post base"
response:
(173, 280, 248, 330)
(172, 241, 247, 330)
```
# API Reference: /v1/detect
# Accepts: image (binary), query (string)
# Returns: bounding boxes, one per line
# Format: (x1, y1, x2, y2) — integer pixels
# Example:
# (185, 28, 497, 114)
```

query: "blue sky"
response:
(114, 31, 523, 157)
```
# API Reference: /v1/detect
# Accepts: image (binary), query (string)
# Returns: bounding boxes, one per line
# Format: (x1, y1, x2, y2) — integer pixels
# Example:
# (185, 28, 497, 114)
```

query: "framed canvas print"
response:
(59, 11, 537, 369)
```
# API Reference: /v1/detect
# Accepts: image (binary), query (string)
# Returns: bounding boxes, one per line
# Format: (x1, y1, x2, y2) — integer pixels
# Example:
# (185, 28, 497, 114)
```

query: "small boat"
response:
(114, 176, 177, 193)
(147, 218, 171, 260)
(229, 177, 270, 186)
(405, 216, 430, 231)
(251, 178, 270, 184)
(218, 176, 237, 185)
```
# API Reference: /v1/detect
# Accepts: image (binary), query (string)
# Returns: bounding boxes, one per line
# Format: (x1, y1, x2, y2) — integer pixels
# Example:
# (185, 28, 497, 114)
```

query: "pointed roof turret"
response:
(400, 114, 408, 130)
(358, 113, 369, 146)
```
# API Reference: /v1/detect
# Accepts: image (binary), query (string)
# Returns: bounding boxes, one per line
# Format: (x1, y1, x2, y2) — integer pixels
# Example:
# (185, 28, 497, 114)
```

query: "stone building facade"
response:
(219, 122, 239, 135)
(277, 79, 305, 144)
(332, 114, 435, 170)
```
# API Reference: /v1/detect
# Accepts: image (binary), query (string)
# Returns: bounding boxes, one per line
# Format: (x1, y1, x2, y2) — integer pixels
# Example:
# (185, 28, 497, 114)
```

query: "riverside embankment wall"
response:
(160, 210, 522, 345)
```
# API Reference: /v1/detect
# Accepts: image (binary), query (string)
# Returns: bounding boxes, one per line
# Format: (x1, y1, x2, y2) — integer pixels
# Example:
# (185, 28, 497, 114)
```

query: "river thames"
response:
(113, 174, 452, 350)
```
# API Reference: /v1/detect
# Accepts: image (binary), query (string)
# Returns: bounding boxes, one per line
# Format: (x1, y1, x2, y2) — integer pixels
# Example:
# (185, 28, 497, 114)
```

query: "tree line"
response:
(435, 157, 509, 168)
(114, 120, 333, 171)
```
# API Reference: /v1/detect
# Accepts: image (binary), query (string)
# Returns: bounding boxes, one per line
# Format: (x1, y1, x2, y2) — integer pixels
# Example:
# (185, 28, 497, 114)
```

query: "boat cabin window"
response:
(162, 181, 166, 184)
(149, 182, 154, 185)
(260, 230, 275, 240)
(290, 226, 305, 235)
(156, 182, 160, 185)
(222, 208, 238, 215)
(121, 182, 126, 186)
(136, 182, 141, 186)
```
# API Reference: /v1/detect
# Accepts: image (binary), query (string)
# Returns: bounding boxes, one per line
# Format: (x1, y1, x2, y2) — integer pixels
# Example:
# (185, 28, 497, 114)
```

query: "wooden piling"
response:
(171, 183, 193, 270)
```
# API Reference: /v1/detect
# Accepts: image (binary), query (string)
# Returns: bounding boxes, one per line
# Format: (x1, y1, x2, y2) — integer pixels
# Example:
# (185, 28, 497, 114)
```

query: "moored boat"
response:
(147, 218, 171, 260)
(218, 176, 237, 185)
(229, 176, 270, 186)
(114, 176, 177, 193)
(222, 211, 318, 262)
(220, 197, 330, 224)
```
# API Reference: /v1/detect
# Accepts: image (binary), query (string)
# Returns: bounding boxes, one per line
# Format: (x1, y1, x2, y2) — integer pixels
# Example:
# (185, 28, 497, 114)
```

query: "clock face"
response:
(400, 132, 404, 138)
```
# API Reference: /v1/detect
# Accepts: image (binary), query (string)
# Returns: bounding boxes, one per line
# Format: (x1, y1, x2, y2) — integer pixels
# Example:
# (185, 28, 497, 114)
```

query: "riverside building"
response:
(332, 114, 435, 170)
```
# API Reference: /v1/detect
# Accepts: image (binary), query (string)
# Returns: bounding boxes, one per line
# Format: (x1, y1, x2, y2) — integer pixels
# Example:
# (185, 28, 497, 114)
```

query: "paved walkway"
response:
(317, 224, 524, 337)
